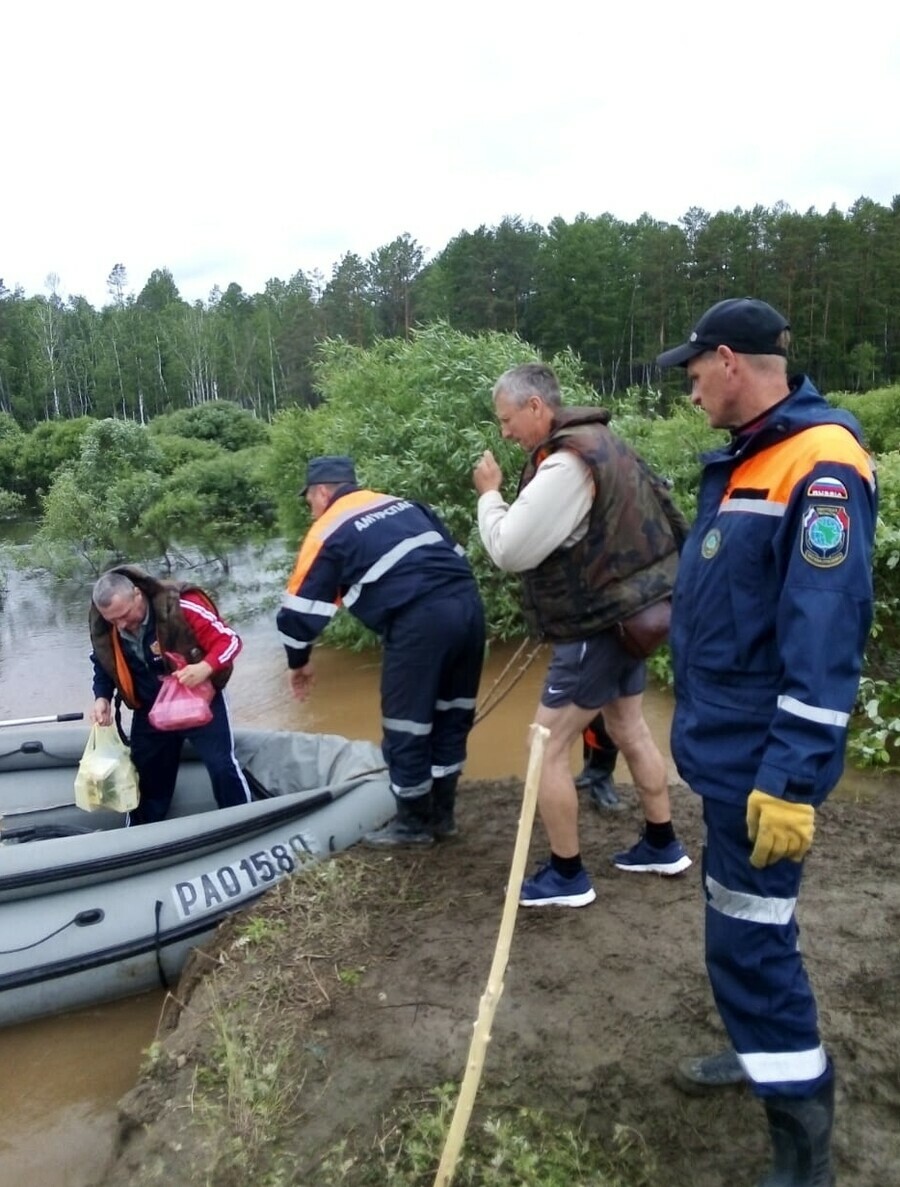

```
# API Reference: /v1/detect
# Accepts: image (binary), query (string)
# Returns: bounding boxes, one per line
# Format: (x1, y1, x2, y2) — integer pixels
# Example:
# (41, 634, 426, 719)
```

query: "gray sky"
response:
(4, 0, 898, 309)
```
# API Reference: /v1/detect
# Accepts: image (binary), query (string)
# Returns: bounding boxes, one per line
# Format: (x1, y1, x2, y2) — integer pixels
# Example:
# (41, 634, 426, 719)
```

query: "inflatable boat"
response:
(0, 719, 395, 1028)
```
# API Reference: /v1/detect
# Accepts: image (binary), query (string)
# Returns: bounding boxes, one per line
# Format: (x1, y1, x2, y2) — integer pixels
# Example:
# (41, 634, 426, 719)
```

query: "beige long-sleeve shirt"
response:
(476, 451, 594, 572)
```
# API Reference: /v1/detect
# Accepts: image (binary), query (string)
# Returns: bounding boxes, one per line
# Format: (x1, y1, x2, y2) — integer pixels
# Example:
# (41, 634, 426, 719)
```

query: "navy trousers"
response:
(380, 587, 485, 798)
(702, 797, 831, 1099)
(128, 690, 250, 825)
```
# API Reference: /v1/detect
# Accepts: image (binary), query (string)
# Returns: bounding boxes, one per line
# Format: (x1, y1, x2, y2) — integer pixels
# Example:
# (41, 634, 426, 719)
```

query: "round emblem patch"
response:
(801, 505, 850, 567)
(700, 529, 721, 559)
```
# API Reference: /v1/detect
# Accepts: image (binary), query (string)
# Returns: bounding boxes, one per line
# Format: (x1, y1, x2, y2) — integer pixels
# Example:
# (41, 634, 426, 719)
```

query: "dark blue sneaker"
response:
(519, 861, 597, 907)
(612, 835, 692, 875)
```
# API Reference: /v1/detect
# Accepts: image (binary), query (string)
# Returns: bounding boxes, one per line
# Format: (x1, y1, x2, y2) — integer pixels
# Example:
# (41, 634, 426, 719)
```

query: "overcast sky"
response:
(4, 1, 898, 309)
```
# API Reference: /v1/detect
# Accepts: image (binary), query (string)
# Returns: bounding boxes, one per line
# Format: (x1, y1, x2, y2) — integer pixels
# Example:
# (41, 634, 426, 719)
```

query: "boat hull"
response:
(0, 724, 395, 1027)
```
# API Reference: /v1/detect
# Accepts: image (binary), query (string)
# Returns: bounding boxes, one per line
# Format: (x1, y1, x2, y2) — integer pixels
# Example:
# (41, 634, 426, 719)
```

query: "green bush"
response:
(269, 324, 598, 640)
(32, 420, 166, 572)
(149, 401, 270, 452)
(828, 386, 900, 453)
(141, 450, 277, 565)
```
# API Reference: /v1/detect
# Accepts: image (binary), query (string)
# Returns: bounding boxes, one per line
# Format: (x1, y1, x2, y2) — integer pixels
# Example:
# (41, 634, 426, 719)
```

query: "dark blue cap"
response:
(656, 298, 790, 368)
(300, 455, 357, 496)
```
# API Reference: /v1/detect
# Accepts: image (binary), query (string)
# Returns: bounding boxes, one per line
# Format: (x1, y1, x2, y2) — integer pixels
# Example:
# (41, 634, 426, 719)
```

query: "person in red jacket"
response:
(90, 566, 251, 825)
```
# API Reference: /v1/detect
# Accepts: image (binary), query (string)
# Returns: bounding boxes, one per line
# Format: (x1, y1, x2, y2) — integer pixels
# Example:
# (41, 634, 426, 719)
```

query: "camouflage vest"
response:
(517, 407, 687, 642)
(89, 564, 233, 709)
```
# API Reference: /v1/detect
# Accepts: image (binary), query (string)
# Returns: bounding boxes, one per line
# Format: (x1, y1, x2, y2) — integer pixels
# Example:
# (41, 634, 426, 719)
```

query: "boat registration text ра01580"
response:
(172, 831, 317, 920)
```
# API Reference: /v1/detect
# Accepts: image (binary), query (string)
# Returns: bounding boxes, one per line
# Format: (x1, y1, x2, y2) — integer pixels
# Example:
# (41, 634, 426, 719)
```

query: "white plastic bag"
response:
(74, 724, 140, 813)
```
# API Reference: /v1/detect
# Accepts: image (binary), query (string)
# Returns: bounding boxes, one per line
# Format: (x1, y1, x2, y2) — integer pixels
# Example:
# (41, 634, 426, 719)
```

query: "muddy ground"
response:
(96, 775, 900, 1186)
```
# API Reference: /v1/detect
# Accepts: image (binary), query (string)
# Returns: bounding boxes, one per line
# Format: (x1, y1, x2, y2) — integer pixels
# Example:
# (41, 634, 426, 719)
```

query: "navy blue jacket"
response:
(277, 485, 479, 669)
(670, 376, 877, 806)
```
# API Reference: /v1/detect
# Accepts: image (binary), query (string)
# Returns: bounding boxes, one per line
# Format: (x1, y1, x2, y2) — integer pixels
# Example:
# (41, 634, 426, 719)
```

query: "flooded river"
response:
(0, 553, 677, 1186)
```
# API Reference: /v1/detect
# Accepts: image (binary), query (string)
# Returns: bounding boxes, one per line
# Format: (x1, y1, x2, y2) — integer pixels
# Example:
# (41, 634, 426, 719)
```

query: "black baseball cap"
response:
(300, 455, 357, 496)
(656, 298, 790, 368)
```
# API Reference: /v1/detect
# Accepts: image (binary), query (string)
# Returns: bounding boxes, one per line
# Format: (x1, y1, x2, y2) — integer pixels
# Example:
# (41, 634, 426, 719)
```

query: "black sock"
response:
(644, 820, 676, 849)
(551, 852, 583, 879)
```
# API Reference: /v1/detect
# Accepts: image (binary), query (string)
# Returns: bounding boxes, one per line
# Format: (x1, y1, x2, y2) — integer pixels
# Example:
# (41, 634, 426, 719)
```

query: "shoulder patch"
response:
(807, 476, 848, 500)
(800, 505, 850, 567)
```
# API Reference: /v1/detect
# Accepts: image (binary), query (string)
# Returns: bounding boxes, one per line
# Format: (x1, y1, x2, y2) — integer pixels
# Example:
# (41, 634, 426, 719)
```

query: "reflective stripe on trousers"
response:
(702, 797, 829, 1098)
(380, 587, 485, 798)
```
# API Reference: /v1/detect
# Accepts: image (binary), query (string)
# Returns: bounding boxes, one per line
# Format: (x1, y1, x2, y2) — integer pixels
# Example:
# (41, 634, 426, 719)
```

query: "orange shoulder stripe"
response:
(726, 425, 874, 505)
(285, 490, 392, 593)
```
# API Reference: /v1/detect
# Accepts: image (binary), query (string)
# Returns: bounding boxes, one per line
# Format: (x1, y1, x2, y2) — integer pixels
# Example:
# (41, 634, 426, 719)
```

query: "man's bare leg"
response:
(532, 700, 600, 857)
(601, 693, 691, 874)
(600, 693, 670, 822)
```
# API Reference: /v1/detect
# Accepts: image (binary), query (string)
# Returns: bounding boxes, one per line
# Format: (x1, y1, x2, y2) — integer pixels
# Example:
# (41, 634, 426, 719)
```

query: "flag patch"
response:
(807, 476, 848, 500)
(801, 506, 850, 567)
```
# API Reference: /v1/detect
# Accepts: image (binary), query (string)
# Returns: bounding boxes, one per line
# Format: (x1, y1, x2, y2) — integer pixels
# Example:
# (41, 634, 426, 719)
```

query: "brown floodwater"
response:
(0, 568, 677, 1187)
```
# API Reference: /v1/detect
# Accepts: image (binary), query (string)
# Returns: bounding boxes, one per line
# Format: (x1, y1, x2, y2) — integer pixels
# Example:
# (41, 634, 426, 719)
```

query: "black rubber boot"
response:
(362, 793, 434, 848)
(575, 735, 623, 810)
(585, 771, 624, 812)
(674, 1048, 747, 1095)
(756, 1074, 836, 1187)
(431, 774, 459, 840)
(574, 743, 617, 790)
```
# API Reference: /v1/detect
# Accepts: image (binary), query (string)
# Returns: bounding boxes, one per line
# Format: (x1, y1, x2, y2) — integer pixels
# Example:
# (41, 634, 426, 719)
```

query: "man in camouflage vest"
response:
(473, 362, 691, 906)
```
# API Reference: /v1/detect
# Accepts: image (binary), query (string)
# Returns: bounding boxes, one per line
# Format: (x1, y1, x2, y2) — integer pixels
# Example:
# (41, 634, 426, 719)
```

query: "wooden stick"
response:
(432, 722, 548, 1187)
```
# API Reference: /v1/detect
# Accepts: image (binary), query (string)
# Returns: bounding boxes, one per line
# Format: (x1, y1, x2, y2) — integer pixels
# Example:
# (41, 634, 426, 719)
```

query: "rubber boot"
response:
(575, 743, 623, 811)
(431, 774, 459, 840)
(674, 1048, 747, 1095)
(585, 771, 624, 811)
(756, 1073, 836, 1187)
(574, 739, 617, 790)
(362, 793, 433, 848)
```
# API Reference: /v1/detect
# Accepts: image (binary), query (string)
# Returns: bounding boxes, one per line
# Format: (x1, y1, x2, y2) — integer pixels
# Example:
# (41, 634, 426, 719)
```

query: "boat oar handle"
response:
(0, 712, 85, 728)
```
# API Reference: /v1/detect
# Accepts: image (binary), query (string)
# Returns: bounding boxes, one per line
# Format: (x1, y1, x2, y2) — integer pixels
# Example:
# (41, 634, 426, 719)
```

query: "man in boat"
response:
(277, 455, 486, 847)
(473, 362, 691, 908)
(89, 567, 251, 825)
(657, 298, 877, 1185)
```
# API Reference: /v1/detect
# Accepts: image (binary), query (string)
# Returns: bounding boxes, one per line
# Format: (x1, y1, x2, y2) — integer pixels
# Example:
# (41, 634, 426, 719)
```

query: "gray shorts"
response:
(540, 629, 646, 710)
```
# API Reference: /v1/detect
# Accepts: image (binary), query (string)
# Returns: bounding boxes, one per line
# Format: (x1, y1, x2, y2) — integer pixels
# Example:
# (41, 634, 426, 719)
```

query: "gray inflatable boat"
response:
(0, 721, 394, 1028)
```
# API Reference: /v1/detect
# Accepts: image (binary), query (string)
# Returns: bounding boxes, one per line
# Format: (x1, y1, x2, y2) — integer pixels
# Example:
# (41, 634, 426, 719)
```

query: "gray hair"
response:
(92, 571, 136, 610)
(492, 362, 562, 409)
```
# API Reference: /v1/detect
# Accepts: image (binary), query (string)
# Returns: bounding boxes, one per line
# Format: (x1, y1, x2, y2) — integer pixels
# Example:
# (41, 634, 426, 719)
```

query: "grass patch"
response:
(190, 991, 302, 1183)
(317, 1084, 659, 1186)
(163, 852, 433, 1186)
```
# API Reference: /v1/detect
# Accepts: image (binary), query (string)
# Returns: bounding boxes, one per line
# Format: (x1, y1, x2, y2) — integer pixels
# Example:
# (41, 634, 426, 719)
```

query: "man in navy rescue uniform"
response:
(277, 456, 485, 847)
(658, 298, 877, 1187)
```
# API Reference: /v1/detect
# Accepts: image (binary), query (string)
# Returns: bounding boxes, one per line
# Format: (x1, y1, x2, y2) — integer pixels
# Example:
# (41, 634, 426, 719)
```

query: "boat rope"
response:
(472, 640, 543, 727)
(154, 899, 171, 990)
(0, 917, 80, 955)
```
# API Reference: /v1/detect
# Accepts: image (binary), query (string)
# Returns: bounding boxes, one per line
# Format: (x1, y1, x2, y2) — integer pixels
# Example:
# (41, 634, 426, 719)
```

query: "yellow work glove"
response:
(746, 790, 815, 868)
